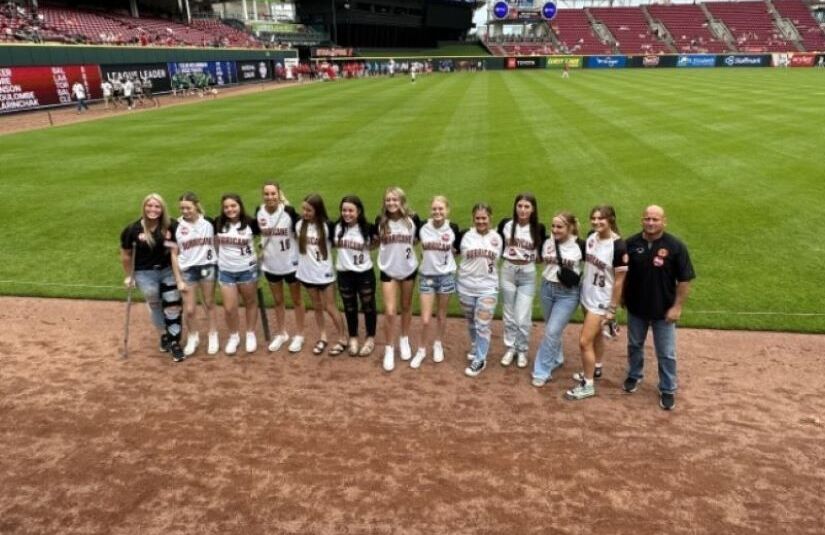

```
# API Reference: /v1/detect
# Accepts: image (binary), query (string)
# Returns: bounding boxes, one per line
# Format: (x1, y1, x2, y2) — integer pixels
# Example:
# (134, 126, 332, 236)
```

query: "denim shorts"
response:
(182, 264, 217, 285)
(218, 267, 258, 286)
(419, 273, 456, 294)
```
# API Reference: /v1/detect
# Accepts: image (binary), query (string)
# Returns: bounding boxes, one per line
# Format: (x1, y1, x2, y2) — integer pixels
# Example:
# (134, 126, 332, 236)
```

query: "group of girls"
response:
(120, 184, 627, 401)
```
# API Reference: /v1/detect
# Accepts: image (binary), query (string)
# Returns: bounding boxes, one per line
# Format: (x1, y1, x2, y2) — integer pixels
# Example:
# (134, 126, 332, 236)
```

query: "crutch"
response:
(122, 242, 137, 358)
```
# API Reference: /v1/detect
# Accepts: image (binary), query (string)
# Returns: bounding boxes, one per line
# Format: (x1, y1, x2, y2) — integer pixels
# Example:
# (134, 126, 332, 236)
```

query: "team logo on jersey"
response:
(657, 248, 669, 258)
(138, 232, 146, 242)
(491, 237, 500, 247)
(653, 257, 664, 267)
(508, 247, 516, 257)
(179, 227, 189, 236)
(258, 218, 268, 228)
(441, 234, 450, 242)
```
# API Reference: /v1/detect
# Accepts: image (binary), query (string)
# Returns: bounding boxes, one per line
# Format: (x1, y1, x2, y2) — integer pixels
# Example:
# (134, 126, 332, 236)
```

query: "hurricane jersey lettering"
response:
(172, 215, 216, 270)
(498, 219, 545, 263)
(257, 204, 299, 275)
(457, 228, 503, 297)
(418, 220, 460, 276)
(580, 232, 628, 313)
(376, 214, 421, 279)
(214, 218, 260, 273)
(334, 223, 375, 273)
(541, 237, 584, 283)
(296, 220, 336, 284)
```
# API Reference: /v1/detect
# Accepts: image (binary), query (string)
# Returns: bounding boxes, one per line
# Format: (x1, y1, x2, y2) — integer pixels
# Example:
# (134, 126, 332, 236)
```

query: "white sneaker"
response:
(207, 331, 219, 355)
(399, 336, 412, 361)
(383, 346, 395, 372)
(516, 351, 528, 369)
(500, 349, 516, 367)
(288, 335, 304, 354)
(433, 341, 444, 363)
(410, 348, 426, 369)
(245, 331, 257, 353)
(225, 333, 240, 355)
(183, 332, 199, 357)
(268, 332, 289, 352)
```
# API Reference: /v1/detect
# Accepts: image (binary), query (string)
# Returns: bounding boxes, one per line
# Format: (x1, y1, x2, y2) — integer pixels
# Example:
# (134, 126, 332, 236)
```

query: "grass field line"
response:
(2, 279, 823, 317)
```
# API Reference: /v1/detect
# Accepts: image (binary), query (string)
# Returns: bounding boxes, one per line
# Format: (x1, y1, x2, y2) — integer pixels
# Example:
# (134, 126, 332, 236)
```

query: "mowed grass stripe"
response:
(1, 70, 823, 332)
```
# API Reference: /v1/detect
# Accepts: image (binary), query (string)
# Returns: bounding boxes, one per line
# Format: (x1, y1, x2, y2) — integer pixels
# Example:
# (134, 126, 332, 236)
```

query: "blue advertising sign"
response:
(717, 55, 769, 67)
(676, 55, 716, 68)
(586, 56, 627, 69)
(493, 1, 509, 19)
(167, 61, 238, 87)
(542, 2, 557, 20)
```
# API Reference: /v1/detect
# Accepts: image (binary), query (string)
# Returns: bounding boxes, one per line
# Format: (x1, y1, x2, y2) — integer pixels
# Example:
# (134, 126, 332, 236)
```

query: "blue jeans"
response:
(626, 312, 678, 394)
(532, 280, 580, 381)
(133, 267, 182, 340)
(458, 291, 498, 364)
(500, 262, 536, 353)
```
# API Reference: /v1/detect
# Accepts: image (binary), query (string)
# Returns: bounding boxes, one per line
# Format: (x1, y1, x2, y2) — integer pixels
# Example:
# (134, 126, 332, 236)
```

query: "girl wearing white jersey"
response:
(375, 187, 421, 372)
(214, 193, 261, 356)
(532, 212, 584, 387)
(566, 205, 628, 401)
(459, 203, 503, 378)
(170, 192, 219, 357)
(411, 196, 460, 369)
(296, 194, 347, 356)
(497, 193, 546, 369)
(334, 195, 378, 357)
(257, 182, 306, 354)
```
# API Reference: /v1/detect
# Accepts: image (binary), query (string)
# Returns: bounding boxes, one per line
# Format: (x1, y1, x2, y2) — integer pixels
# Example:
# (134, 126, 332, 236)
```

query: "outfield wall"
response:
(0, 44, 297, 115)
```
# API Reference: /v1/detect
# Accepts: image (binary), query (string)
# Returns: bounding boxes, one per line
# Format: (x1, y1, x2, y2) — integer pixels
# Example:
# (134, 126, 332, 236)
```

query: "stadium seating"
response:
(772, 0, 825, 52)
(589, 7, 670, 54)
(705, 1, 794, 52)
(550, 9, 613, 55)
(647, 4, 727, 53)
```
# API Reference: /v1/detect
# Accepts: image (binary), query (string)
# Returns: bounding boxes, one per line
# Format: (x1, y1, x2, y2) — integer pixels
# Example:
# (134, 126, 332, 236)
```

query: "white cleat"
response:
(183, 332, 200, 357)
(410, 348, 426, 369)
(207, 331, 219, 355)
(383, 346, 395, 372)
(399, 336, 412, 361)
(268, 332, 289, 352)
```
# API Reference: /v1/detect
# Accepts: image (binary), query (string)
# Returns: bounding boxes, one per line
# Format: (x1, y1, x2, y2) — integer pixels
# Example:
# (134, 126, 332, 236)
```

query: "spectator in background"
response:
(101, 79, 116, 110)
(123, 77, 134, 109)
(71, 80, 88, 113)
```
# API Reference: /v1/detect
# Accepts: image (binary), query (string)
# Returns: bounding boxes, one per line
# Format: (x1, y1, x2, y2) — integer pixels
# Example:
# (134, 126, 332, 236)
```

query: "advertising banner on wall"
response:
(546, 56, 582, 69)
(717, 54, 770, 67)
(167, 61, 237, 87)
(235, 60, 274, 82)
(676, 55, 716, 68)
(506, 57, 543, 69)
(586, 56, 627, 69)
(0, 64, 102, 114)
(100, 63, 171, 92)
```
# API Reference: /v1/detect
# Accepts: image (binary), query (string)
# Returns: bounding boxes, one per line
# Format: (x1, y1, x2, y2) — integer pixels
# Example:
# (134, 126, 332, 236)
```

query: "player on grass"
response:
(257, 182, 306, 354)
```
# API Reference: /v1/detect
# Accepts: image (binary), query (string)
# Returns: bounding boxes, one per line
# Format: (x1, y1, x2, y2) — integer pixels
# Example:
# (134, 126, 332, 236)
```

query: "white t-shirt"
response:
(376, 215, 420, 279)
(257, 204, 299, 275)
(541, 236, 584, 283)
(71, 82, 86, 99)
(214, 218, 260, 273)
(418, 219, 459, 276)
(173, 215, 216, 270)
(295, 220, 335, 285)
(123, 80, 133, 97)
(334, 222, 374, 273)
(457, 228, 503, 297)
(580, 232, 628, 314)
(498, 218, 545, 265)
(101, 81, 112, 97)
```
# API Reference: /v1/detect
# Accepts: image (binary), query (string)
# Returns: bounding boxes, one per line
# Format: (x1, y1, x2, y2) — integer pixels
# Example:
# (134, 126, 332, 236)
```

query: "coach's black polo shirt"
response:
(120, 220, 175, 271)
(624, 232, 695, 320)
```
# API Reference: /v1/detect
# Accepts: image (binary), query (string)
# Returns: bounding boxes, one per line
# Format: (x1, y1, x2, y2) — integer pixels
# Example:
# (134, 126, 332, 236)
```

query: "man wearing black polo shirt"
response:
(622, 205, 695, 411)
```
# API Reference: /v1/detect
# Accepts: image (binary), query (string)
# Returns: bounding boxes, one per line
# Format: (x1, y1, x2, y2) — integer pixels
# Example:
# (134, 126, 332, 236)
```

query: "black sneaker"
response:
(659, 392, 676, 411)
(623, 377, 641, 393)
(159, 334, 171, 353)
(170, 342, 186, 363)
(464, 359, 487, 378)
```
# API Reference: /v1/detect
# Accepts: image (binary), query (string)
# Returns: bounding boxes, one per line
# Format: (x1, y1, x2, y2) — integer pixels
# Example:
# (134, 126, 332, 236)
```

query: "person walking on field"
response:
(72, 81, 88, 113)
(622, 205, 695, 411)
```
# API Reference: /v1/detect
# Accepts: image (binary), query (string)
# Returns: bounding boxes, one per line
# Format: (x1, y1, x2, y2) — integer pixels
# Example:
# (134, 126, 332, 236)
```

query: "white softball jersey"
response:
(295, 220, 336, 285)
(173, 215, 216, 270)
(257, 204, 299, 276)
(376, 215, 420, 279)
(580, 232, 628, 314)
(418, 220, 460, 276)
(214, 219, 260, 273)
(498, 219, 545, 264)
(457, 228, 503, 297)
(334, 222, 374, 273)
(541, 237, 584, 283)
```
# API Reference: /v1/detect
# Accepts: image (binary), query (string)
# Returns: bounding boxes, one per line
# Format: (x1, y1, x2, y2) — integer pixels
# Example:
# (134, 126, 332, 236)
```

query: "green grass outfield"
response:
(2, 69, 823, 333)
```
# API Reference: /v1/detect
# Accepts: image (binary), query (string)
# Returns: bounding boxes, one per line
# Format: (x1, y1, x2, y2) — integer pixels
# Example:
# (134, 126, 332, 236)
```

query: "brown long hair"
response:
(591, 204, 620, 234)
(299, 193, 330, 259)
(510, 192, 541, 248)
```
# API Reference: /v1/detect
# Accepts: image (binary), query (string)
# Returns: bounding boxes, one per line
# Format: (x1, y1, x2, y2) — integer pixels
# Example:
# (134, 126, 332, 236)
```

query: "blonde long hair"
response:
(141, 193, 171, 248)
(379, 186, 414, 237)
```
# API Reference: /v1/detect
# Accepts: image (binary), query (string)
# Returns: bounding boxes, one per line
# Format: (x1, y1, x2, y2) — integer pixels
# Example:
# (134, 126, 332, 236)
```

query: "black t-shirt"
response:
(623, 232, 695, 320)
(120, 220, 176, 271)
